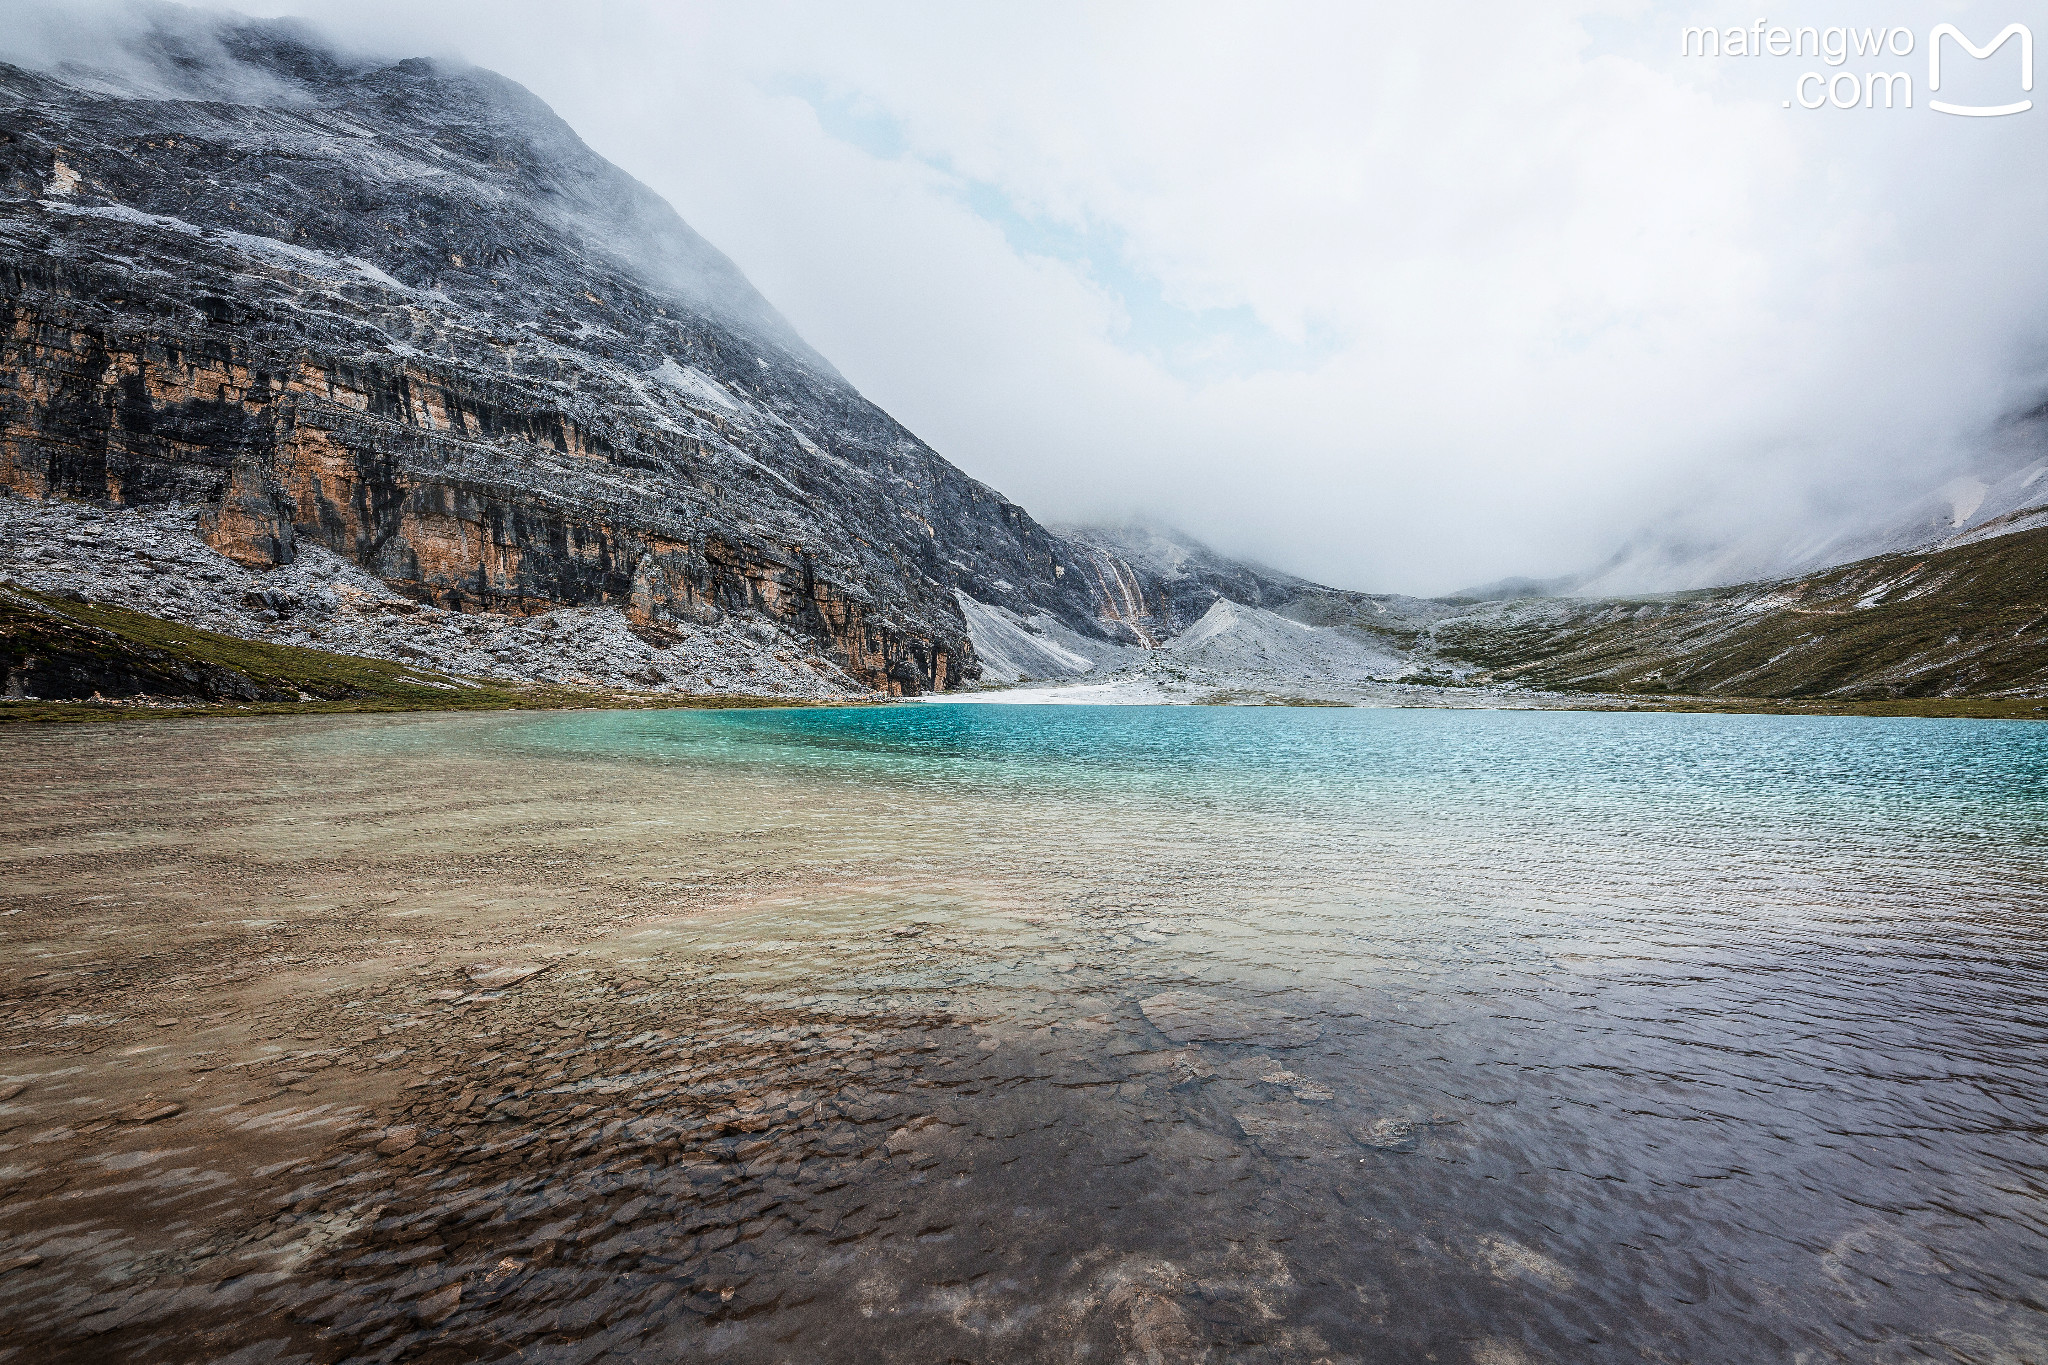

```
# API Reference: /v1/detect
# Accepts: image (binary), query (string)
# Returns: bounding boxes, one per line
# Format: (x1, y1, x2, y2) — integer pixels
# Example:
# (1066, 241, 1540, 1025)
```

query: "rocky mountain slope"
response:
(0, 494, 859, 698)
(1, 576, 794, 717)
(0, 13, 1145, 697)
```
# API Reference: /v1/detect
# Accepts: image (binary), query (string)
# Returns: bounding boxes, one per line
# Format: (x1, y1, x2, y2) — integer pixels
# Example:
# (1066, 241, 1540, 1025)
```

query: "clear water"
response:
(7, 704, 2048, 1363)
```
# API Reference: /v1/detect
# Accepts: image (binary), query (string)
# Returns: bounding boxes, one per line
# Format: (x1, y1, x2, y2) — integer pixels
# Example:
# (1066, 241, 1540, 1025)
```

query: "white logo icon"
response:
(1929, 23, 2032, 116)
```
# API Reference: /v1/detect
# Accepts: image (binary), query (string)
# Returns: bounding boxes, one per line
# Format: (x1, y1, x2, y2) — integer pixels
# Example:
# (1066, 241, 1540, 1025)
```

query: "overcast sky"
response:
(22, 1, 2048, 592)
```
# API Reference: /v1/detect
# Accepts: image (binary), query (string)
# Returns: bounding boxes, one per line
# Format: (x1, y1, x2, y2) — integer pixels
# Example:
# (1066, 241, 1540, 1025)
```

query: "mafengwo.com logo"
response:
(1682, 20, 2032, 113)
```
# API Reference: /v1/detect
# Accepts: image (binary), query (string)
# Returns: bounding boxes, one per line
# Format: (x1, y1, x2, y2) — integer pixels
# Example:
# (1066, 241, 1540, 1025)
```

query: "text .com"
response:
(1681, 21, 2034, 114)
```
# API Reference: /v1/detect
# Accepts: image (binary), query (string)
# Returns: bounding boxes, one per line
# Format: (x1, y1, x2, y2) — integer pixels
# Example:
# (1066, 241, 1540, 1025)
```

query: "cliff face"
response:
(0, 20, 1121, 694)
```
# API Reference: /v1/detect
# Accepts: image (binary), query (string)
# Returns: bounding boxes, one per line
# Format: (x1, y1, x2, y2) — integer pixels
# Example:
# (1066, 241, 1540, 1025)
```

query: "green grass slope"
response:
(0, 584, 813, 723)
(1432, 526, 2048, 702)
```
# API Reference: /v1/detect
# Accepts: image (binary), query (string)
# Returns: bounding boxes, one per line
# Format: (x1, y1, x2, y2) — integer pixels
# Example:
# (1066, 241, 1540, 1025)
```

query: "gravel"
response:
(0, 495, 869, 700)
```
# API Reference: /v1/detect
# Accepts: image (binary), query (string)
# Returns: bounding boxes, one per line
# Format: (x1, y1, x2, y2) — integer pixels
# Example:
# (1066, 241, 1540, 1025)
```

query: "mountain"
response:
(0, 11, 1140, 696)
(953, 521, 1487, 699)
(965, 516, 2048, 707)
(2, 10, 2041, 716)
(1050, 522, 1315, 644)
(954, 521, 1469, 687)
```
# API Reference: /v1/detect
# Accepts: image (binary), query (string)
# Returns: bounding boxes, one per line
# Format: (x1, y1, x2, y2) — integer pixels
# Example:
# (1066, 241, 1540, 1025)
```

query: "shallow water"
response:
(2, 705, 2046, 1363)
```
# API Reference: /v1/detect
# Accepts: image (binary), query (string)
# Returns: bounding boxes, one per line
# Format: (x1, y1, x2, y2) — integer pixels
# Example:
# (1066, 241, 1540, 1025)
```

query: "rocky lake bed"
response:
(0, 711, 1485, 1362)
(4, 705, 2045, 1363)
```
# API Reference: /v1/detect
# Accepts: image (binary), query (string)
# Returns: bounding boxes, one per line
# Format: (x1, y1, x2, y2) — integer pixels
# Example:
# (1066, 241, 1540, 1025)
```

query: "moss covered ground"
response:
(0, 585, 836, 724)
(1431, 526, 2048, 711)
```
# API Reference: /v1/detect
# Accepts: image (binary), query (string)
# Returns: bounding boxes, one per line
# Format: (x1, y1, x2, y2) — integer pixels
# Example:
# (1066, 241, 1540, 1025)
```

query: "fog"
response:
(11, 1, 2048, 594)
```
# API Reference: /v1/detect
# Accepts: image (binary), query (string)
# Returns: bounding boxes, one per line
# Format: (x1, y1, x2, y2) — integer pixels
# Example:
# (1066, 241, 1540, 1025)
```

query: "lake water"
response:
(3, 704, 2046, 1363)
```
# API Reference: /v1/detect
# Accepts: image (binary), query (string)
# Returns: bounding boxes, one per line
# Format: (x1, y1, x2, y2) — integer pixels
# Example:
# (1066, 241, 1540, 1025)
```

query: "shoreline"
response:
(923, 678, 2048, 721)
(9, 577, 2041, 727)
(6, 686, 2042, 726)
(0, 692, 858, 725)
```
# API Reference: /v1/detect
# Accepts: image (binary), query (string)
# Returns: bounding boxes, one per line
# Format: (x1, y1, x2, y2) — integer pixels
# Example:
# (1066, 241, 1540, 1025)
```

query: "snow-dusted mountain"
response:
(0, 11, 1147, 696)
(953, 521, 1473, 699)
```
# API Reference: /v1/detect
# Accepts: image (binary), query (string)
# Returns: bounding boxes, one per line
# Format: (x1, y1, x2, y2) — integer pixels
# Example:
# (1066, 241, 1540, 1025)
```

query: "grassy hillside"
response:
(1431, 526, 2048, 701)
(0, 584, 812, 723)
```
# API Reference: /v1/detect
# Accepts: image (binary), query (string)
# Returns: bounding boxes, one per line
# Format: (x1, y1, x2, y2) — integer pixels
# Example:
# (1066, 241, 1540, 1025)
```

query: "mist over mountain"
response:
(1459, 403, 2048, 599)
(29, 0, 2031, 598)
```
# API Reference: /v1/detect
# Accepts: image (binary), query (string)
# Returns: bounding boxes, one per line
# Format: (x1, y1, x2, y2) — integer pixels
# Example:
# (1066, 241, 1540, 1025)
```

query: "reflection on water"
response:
(1, 705, 2046, 1363)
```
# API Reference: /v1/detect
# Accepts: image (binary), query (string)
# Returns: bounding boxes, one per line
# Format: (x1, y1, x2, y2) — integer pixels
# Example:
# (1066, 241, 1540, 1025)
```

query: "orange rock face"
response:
(0, 297, 952, 694)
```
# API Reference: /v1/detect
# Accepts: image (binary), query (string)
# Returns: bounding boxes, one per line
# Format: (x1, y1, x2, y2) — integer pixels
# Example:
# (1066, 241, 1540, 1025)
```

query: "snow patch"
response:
(922, 678, 1173, 706)
(1943, 477, 1989, 527)
(651, 358, 742, 413)
(47, 202, 414, 294)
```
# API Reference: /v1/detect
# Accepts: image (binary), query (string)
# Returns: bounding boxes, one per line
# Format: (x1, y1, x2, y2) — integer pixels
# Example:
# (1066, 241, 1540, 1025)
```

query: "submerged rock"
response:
(1137, 991, 1323, 1048)
(1351, 1117, 1422, 1153)
(464, 963, 552, 991)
